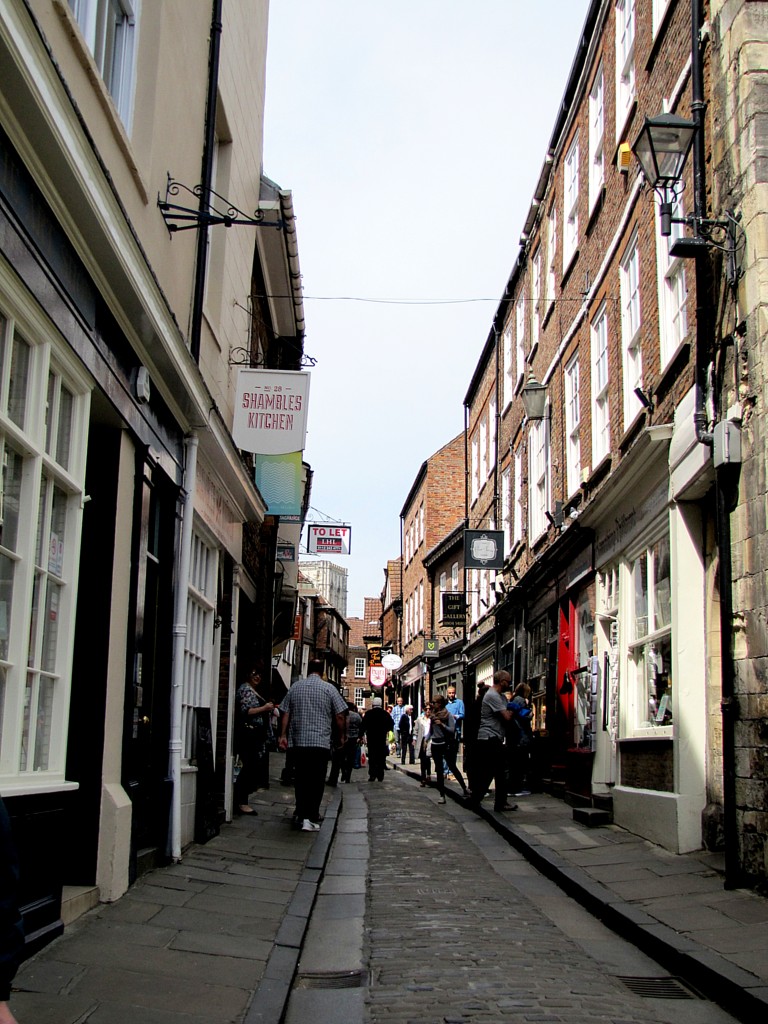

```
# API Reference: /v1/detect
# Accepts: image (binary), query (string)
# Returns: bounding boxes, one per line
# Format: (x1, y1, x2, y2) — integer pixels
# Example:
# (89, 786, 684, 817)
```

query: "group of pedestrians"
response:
(236, 658, 534, 833)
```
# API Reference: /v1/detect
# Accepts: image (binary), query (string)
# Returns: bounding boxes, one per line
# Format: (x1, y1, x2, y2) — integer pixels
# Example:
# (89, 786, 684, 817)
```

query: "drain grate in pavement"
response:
(615, 976, 702, 999)
(296, 969, 368, 989)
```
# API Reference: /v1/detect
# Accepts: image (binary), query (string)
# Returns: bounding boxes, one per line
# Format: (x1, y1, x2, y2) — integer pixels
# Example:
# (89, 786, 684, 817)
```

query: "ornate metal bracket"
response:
(157, 174, 285, 233)
(229, 347, 317, 368)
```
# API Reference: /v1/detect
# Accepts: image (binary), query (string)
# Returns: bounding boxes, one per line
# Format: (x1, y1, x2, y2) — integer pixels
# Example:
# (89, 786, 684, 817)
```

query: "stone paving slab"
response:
(12, 758, 335, 1024)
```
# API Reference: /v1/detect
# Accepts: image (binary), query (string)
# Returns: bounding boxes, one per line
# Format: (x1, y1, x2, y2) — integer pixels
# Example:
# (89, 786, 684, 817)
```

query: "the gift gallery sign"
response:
(233, 369, 310, 454)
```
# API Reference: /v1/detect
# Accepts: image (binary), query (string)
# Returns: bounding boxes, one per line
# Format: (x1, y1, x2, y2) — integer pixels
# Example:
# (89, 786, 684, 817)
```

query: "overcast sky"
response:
(263, 0, 592, 618)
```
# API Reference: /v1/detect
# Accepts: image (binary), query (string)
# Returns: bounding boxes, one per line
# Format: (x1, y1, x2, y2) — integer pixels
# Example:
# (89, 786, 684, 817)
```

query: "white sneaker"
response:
(301, 819, 320, 832)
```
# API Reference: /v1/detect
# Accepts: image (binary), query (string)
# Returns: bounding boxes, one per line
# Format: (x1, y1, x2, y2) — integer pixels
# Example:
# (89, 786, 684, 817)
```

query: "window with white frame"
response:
(488, 397, 496, 476)
(515, 296, 526, 380)
(471, 435, 479, 505)
(615, 0, 636, 132)
(564, 354, 582, 496)
(404, 526, 410, 565)
(479, 416, 488, 483)
(528, 414, 550, 542)
(591, 303, 610, 465)
(513, 446, 523, 546)
(620, 231, 643, 426)
(628, 535, 673, 732)
(354, 657, 366, 678)
(652, 0, 672, 33)
(531, 248, 541, 349)
(656, 194, 689, 367)
(546, 207, 557, 310)
(419, 503, 424, 543)
(438, 572, 447, 621)
(451, 561, 459, 592)
(502, 467, 512, 554)
(354, 687, 364, 708)
(589, 65, 605, 211)
(0, 310, 89, 785)
(68, 0, 139, 127)
(182, 533, 218, 759)
(418, 580, 424, 633)
(470, 569, 479, 624)
(563, 134, 580, 270)
(503, 325, 514, 408)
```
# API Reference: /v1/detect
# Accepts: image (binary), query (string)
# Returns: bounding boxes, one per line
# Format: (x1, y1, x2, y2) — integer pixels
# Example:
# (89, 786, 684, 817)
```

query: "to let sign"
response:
(307, 524, 352, 555)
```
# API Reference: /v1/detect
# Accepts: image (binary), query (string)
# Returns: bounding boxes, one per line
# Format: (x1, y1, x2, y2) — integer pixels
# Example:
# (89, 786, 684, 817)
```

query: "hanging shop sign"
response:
(423, 638, 440, 658)
(233, 369, 310, 455)
(381, 653, 403, 671)
(276, 543, 296, 562)
(441, 592, 467, 625)
(369, 666, 387, 687)
(306, 524, 352, 555)
(254, 451, 304, 519)
(463, 530, 504, 569)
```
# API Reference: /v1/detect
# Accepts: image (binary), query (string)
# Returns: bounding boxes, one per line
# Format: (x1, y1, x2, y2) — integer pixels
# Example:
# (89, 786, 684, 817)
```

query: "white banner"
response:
(306, 524, 351, 555)
(233, 369, 310, 454)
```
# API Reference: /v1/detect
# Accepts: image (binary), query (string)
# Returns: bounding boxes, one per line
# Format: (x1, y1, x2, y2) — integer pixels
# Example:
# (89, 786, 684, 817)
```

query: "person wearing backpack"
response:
(507, 683, 534, 796)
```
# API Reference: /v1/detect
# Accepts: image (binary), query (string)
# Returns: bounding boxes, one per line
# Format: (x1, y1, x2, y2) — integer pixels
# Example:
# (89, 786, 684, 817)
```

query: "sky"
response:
(263, 0, 592, 619)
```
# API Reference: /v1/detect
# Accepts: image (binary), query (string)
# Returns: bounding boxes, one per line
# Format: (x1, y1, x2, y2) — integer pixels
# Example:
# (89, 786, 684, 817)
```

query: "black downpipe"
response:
(190, 0, 223, 363)
(690, 0, 739, 886)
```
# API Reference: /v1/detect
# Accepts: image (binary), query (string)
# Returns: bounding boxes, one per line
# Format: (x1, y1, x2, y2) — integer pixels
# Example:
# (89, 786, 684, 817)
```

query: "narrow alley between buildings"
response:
(11, 756, 767, 1024)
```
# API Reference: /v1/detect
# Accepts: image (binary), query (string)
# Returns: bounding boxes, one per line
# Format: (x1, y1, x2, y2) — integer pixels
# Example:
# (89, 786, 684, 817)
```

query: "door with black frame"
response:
(123, 454, 177, 881)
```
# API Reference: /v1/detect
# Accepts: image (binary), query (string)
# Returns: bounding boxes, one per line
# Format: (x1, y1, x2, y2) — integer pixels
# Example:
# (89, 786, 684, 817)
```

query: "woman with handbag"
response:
(234, 669, 275, 814)
(429, 696, 468, 803)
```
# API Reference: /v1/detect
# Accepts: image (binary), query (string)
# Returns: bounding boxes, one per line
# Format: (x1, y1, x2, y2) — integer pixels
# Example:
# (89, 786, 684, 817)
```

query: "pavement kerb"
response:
(242, 788, 341, 1024)
(391, 762, 768, 1024)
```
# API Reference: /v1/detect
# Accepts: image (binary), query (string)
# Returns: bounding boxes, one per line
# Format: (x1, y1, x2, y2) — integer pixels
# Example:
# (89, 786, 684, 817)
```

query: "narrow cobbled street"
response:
(360, 771, 738, 1024)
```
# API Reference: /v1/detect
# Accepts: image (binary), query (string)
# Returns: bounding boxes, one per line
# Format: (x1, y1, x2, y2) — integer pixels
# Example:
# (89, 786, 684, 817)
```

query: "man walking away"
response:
(278, 659, 347, 831)
(467, 670, 517, 813)
(361, 698, 394, 781)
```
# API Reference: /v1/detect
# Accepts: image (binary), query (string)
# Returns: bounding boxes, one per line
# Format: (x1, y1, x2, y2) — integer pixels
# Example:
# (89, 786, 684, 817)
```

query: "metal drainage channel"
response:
(616, 976, 704, 1000)
(294, 969, 369, 990)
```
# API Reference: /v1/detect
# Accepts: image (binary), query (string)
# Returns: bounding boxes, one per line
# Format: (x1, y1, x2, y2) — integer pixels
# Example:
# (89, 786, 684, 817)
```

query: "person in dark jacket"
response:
(361, 698, 394, 781)
(0, 797, 23, 1024)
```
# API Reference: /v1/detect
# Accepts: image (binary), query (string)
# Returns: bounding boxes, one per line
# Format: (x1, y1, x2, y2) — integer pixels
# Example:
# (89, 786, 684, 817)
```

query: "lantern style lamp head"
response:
(521, 374, 548, 421)
(632, 113, 697, 235)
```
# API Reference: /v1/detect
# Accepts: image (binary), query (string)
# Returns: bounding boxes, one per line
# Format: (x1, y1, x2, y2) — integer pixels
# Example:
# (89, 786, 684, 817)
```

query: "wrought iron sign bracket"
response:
(157, 174, 285, 234)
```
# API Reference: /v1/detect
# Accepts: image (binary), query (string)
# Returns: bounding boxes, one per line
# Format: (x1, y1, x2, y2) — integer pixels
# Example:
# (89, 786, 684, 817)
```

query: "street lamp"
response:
(520, 374, 548, 421)
(632, 113, 696, 236)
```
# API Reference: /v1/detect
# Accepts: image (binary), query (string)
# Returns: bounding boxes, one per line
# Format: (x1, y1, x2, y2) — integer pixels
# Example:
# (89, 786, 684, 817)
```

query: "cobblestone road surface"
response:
(360, 775, 736, 1024)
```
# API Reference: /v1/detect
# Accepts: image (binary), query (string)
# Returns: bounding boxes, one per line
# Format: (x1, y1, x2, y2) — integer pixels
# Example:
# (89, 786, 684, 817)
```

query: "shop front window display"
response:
(629, 537, 672, 730)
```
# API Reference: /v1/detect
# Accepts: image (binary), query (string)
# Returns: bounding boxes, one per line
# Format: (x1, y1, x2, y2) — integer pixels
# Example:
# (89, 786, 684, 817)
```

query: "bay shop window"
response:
(0, 310, 89, 788)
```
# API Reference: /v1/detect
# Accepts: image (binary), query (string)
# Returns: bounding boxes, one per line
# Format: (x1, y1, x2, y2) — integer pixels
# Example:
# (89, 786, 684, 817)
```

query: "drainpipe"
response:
(190, 0, 223, 363)
(689, 0, 739, 887)
(170, 433, 199, 861)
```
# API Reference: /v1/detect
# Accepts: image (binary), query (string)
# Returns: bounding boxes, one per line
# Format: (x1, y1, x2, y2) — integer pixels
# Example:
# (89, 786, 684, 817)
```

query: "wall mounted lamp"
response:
(521, 374, 548, 421)
(632, 113, 696, 236)
(632, 113, 741, 282)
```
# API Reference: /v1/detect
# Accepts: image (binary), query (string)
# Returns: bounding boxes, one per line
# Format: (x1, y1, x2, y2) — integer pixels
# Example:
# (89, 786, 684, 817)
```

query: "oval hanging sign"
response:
(381, 653, 402, 671)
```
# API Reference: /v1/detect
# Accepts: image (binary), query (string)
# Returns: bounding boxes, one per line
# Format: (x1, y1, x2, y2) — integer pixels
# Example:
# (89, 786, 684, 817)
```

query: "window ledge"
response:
(526, 341, 539, 366)
(658, 338, 691, 389)
(646, 1, 679, 70)
(561, 249, 580, 286)
(619, 728, 674, 742)
(542, 300, 556, 330)
(586, 186, 606, 235)
(584, 452, 612, 488)
(0, 778, 80, 797)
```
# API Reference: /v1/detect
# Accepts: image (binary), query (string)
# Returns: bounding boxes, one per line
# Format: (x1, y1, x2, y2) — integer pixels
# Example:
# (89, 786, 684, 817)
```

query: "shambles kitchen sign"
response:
(307, 525, 352, 555)
(233, 369, 310, 455)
